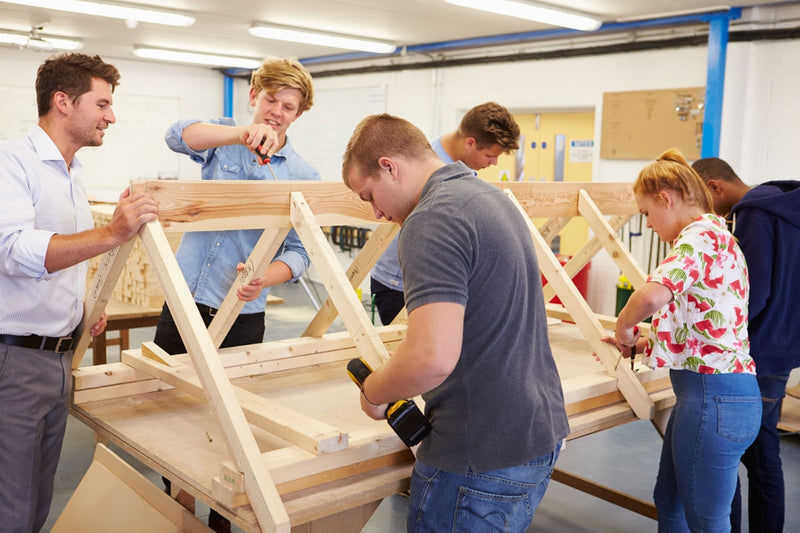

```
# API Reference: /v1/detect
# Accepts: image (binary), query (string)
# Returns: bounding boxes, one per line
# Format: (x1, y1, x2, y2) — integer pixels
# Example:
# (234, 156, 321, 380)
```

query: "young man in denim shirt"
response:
(153, 56, 319, 532)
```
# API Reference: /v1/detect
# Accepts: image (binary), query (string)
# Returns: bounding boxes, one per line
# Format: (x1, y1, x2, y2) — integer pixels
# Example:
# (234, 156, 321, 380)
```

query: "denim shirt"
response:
(370, 136, 455, 291)
(165, 117, 320, 313)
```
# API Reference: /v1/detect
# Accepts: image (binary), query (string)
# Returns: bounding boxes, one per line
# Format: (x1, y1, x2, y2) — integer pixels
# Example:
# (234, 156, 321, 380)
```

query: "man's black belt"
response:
(0, 332, 76, 353)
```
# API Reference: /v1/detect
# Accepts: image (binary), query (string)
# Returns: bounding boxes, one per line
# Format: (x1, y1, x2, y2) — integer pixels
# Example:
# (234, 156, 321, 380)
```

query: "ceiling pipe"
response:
(221, 8, 744, 78)
(302, 8, 741, 66)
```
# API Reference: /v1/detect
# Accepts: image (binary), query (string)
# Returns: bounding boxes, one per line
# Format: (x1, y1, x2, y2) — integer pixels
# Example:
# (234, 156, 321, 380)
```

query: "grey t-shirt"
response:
(400, 162, 569, 474)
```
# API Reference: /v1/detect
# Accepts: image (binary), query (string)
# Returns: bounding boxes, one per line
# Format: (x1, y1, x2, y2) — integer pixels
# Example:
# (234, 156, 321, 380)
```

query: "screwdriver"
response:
(614, 325, 640, 371)
(255, 138, 278, 181)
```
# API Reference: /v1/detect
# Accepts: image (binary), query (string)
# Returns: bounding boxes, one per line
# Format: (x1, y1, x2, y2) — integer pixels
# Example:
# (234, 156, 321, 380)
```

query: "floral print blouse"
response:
(643, 214, 756, 374)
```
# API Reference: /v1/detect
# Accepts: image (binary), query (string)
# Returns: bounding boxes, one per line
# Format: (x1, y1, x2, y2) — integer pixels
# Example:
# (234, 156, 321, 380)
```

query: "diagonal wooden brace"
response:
(290, 192, 389, 369)
(541, 213, 632, 303)
(207, 227, 289, 348)
(578, 190, 646, 288)
(505, 190, 654, 420)
(139, 220, 289, 533)
(73, 239, 137, 369)
(303, 222, 399, 338)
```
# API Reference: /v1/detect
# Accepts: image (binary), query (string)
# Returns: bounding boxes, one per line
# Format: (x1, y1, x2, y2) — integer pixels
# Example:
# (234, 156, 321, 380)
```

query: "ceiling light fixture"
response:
(133, 46, 261, 69)
(249, 23, 396, 54)
(0, 28, 83, 51)
(0, 0, 195, 27)
(442, 0, 602, 32)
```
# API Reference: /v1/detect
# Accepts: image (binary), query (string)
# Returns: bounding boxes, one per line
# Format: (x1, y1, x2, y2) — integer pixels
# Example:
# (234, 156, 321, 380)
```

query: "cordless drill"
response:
(347, 358, 431, 447)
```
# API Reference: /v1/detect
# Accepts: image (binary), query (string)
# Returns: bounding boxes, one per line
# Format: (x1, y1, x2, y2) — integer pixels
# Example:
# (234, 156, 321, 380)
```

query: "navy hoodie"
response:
(731, 180, 800, 376)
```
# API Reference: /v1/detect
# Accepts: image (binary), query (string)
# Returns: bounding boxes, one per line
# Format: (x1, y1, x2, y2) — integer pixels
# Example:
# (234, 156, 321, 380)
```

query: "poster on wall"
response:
(600, 87, 704, 160)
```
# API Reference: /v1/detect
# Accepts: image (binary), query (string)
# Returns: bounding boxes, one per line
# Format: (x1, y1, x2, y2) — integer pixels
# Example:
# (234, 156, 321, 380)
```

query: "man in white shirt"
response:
(0, 52, 158, 532)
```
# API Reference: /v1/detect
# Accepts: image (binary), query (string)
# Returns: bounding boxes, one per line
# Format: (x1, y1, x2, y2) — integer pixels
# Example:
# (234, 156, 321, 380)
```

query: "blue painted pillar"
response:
(701, 9, 740, 158)
(223, 74, 234, 118)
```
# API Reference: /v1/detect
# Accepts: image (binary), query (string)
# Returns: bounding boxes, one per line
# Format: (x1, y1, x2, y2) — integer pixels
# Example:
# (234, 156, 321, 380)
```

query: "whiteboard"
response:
(0, 84, 181, 201)
(288, 85, 386, 181)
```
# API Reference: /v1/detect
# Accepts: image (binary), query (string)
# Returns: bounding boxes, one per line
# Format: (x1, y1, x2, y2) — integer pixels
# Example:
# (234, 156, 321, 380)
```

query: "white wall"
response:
(0, 48, 223, 200)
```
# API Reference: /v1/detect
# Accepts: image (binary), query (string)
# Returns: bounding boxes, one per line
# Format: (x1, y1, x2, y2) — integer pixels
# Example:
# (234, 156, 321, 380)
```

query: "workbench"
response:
(71, 320, 671, 531)
(65, 180, 671, 532)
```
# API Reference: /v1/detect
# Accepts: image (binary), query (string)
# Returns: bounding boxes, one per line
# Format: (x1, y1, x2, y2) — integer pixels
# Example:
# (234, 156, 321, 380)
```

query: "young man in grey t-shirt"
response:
(343, 114, 568, 532)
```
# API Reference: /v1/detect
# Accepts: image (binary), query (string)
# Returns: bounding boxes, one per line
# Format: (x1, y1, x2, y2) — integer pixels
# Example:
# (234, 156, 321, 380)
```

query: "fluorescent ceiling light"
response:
(443, 0, 602, 31)
(0, 0, 195, 27)
(0, 30, 83, 51)
(133, 46, 261, 69)
(249, 23, 396, 54)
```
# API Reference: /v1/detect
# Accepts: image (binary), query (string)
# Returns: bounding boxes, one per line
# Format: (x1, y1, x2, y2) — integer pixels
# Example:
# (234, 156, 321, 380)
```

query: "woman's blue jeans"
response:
(407, 446, 561, 532)
(655, 369, 761, 533)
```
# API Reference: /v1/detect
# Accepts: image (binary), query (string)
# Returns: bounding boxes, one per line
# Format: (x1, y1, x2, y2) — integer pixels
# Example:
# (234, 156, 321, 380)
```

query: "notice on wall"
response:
(569, 140, 594, 163)
(600, 87, 704, 160)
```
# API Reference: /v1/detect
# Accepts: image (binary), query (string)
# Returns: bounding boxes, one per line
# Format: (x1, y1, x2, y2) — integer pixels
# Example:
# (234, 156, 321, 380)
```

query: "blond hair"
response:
(250, 57, 314, 113)
(634, 148, 713, 213)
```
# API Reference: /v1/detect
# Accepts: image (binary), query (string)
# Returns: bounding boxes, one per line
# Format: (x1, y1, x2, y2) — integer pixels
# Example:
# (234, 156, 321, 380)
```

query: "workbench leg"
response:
(120, 329, 130, 351)
(92, 333, 108, 365)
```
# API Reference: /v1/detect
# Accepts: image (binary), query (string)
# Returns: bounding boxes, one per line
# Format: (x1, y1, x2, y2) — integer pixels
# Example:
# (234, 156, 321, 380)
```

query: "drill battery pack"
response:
(347, 358, 431, 447)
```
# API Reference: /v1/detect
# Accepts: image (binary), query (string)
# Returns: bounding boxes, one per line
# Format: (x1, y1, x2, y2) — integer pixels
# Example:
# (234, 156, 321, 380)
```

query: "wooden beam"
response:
(121, 350, 347, 455)
(73, 239, 136, 369)
(129, 180, 637, 231)
(505, 190, 654, 420)
(497, 182, 636, 217)
(552, 468, 657, 520)
(578, 190, 647, 288)
(207, 227, 289, 348)
(290, 192, 389, 369)
(138, 220, 289, 533)
(130, 180, 379, 231)
(303, 223, 399, 338)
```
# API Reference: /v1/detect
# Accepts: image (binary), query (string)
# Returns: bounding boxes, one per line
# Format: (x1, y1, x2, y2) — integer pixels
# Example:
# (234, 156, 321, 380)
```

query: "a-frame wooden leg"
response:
(303, 223, 399, 338)
(538, 216, 572, 245)
(505, 190, 654, 420)
(578, 190, 647, 288)
(138, 220, 289, 533)
(73, 239, 137, 369)
(207, 227, 289, 348)
(290, 192, 389, 369)
(541, 214, 632, 303)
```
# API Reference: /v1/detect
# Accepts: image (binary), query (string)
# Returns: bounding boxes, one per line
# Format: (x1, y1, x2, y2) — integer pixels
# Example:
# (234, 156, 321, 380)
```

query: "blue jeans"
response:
(730, 369, 792, 533)
(407, 446, 560, 532)
(655, 369, 761, 533)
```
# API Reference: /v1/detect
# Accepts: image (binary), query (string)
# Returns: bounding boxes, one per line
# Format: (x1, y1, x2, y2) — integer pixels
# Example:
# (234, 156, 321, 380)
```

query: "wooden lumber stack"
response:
(87, 204, 182, 308)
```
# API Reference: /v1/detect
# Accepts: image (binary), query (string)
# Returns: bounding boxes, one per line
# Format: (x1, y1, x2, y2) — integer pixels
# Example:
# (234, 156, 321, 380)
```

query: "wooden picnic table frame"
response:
(70, 180, 674, 532)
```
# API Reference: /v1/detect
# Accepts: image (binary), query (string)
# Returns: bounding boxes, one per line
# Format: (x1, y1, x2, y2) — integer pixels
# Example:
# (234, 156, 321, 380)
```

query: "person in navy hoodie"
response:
(693, 157, 800, 533)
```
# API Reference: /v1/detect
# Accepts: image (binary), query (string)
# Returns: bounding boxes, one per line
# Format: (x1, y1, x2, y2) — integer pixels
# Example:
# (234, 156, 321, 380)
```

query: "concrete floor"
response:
(44, 279, 800, 532)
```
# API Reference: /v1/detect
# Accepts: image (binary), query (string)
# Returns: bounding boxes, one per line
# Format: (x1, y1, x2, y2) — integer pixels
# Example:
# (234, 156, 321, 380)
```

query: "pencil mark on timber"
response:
(238, 260, 255, 284)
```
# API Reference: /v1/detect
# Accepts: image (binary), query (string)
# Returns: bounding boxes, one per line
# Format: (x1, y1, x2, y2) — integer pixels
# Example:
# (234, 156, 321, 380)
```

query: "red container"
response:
(541, 255, 591, 304)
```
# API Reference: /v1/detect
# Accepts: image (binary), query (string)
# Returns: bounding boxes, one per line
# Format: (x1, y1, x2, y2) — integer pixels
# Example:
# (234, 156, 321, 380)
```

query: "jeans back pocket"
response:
(716, 395, 761, 443)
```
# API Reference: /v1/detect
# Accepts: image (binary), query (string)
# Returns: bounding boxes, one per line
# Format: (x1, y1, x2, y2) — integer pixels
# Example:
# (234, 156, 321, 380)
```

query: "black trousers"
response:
(153, 302, 265, 355)
(370, 277, 406, 325)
